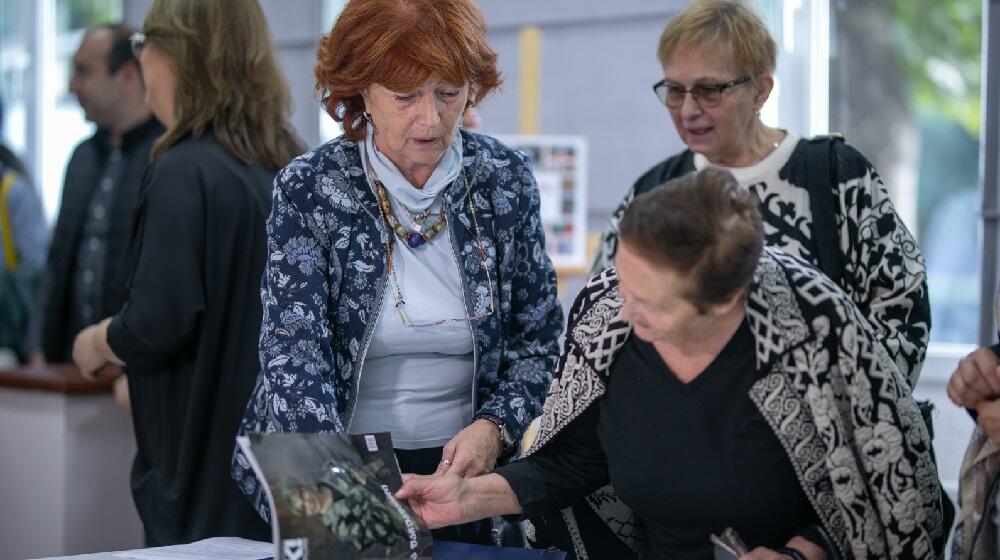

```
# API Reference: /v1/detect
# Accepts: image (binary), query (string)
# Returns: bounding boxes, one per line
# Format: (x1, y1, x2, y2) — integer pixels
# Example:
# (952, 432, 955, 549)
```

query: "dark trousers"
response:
(395, 446, 495, 545)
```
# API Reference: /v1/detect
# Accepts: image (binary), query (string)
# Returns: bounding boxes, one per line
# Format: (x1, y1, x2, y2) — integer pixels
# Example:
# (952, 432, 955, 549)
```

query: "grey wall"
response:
(476, 0, 689, 227)
(123, 0, 688, 226)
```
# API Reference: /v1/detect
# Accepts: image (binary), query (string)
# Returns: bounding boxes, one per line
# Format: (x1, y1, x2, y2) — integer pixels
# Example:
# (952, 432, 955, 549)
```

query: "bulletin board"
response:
(494, 135, 589, 268)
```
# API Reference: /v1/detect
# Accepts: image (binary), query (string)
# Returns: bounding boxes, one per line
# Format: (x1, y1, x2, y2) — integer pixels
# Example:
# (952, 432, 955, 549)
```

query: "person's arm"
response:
(397, 473, 522, 529)
(832, 300, 944, 556)
(24, 269, 49, 362)
(102, 158, 207, 371)
(232, 158, 341, 518)
(6, 175, 49, 270)
(835, 144, 929, 387)
(239, 169, 341, 434)
(494, 400, 609, 517)
(399, 402, 610, 527)
(3, 175, 48, 363)
(26, 170, 77, 362)
(947, 346, 1000, 413)
(473, 149, 563, 446)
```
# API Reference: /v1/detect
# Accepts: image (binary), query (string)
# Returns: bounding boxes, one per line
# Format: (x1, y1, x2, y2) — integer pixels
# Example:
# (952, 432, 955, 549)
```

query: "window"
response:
(318, 0, 346, 142)
(756, 0, 983, 345)
(0, 0, 33, 158)
(828, 0, 982, 345)
(0, 0, 122, 223)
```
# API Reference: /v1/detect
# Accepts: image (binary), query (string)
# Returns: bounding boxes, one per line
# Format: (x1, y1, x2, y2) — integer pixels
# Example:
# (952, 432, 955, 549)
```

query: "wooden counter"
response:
(0, 363, 120, 394)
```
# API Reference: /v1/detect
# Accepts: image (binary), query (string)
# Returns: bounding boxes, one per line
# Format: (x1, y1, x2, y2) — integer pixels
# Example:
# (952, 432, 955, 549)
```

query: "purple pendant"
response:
(407, 232, 425, 248)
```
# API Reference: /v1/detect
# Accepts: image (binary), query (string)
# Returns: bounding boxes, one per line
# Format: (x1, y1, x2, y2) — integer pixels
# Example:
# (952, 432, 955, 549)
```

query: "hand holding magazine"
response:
(237, 432, 432, 560)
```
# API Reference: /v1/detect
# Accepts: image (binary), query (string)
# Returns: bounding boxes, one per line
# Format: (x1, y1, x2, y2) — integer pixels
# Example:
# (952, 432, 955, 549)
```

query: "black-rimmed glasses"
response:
(652, 75, 752, 109)
(129, 32, 146, 58)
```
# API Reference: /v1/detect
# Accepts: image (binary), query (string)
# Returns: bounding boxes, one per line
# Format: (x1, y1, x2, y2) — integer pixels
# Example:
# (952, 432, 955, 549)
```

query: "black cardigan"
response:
(106, 132, 276, 545)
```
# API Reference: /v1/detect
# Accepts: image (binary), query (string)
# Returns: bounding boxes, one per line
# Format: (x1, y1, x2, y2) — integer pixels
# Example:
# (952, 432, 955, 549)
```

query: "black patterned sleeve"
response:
(588, 187, 635, 279)
(829, 293, 945, 557)
(834, 143, 930, 387)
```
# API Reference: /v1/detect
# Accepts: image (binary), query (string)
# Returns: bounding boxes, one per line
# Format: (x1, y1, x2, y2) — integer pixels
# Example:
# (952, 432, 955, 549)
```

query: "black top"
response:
(68, 146, 127, 342)
(36, 116, 163, 360)
(106, 133, 274, 545)
(499, 321, 820, 559)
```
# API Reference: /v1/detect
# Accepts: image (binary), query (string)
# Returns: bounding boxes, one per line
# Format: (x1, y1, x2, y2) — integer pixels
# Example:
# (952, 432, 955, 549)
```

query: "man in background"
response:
(30, 23, 162, 374)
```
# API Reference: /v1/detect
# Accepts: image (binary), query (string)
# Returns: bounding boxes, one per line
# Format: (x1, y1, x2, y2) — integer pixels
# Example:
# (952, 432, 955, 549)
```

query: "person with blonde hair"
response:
(592, 0, 929, 388)
(71, 0, 304, 545)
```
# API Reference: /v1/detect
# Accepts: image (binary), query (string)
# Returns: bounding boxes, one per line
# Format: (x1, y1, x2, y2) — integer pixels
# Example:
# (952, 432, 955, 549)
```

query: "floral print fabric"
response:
(232, 131, 563, 518)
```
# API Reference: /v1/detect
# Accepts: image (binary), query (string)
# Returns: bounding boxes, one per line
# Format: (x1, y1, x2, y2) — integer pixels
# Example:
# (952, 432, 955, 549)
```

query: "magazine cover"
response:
(238, 432, 432, 560)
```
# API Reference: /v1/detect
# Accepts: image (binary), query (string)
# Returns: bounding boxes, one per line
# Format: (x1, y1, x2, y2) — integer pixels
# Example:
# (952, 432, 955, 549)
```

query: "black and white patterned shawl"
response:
(526, 247, 945, 559)
(589, 140, 930, 389)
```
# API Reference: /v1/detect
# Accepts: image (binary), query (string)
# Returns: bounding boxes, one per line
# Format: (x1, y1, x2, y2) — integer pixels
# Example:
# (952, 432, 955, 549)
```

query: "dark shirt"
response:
(499, 321, 820, 560)
(106, 132, 275, 545)
(36, 116, 163, 361)
(68, 147, 125, 337)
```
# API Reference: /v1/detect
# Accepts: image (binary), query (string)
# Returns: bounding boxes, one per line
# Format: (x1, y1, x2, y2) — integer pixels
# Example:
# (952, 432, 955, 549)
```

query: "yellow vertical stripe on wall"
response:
(519, 26, 541, 134)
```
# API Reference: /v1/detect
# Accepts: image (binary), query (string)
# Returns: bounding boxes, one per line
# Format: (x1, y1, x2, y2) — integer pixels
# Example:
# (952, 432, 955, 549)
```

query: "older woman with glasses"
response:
(398, 168, 947, 560)
(592, 0, 929, 390)
(232, 0, 563, 544)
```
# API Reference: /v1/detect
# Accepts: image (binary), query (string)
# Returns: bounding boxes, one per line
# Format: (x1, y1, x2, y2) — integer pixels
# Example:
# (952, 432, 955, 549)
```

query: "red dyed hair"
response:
(316, 0, 502, 140)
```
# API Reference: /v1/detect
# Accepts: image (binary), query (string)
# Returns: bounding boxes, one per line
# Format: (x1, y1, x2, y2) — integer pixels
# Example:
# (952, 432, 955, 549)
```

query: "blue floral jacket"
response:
(232, 130, 563, 512)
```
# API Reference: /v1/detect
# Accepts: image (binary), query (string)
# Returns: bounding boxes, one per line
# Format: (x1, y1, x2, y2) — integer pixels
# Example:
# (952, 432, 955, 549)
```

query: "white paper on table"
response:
(113, 537, 272, 560)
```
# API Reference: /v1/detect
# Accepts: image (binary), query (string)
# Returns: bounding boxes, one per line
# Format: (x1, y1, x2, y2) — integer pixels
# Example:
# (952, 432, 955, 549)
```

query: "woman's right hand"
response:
(396, 472, 523, 529)
(395, 474, 467, 529)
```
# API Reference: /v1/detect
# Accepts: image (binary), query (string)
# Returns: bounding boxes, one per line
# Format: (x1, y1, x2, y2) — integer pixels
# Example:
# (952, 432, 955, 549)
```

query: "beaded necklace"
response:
(368, 162, 447, 249)
(374, 165, 494, 327)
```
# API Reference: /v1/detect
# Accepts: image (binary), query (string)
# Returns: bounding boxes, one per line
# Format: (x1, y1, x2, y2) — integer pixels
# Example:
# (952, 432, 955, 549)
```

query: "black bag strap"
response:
(804, 134, 845, 286)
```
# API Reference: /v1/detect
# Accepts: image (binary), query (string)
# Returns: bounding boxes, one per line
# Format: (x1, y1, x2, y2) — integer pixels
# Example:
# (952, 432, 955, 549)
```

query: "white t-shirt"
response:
(694, 132, 807, 257)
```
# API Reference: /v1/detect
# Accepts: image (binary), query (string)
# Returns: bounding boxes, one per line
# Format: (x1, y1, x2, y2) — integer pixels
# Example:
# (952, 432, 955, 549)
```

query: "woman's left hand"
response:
(438, 419, 503, 477)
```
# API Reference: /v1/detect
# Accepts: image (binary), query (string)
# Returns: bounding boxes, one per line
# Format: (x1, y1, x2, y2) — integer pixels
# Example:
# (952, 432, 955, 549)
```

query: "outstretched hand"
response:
(395, 474, 467, 529)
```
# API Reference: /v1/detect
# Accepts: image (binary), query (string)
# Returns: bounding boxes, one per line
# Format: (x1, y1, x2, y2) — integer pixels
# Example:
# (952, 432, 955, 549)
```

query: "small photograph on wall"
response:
(494, 135, 589, 268)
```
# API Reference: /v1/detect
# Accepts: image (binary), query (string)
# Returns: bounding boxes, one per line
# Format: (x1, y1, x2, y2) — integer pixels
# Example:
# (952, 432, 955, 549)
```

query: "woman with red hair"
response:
(233, 0, 563, 544)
